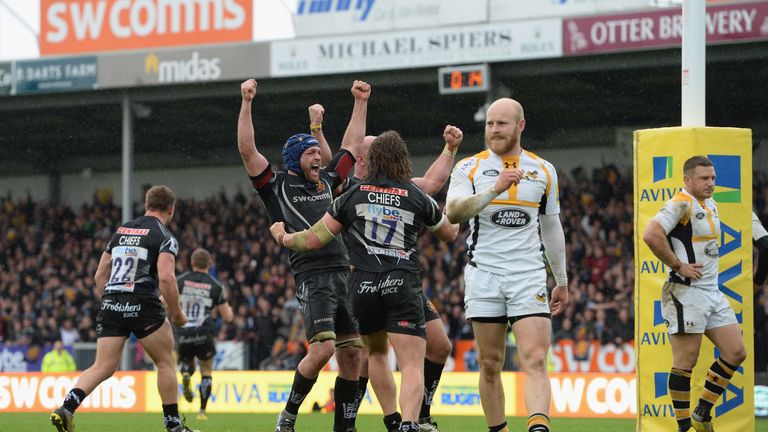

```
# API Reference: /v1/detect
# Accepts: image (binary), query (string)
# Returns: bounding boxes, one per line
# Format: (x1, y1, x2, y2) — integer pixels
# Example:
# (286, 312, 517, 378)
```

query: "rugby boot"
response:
(51, 407, 74, 432)
(182, 372, 194, 403)
(418, 416, 440, 431)
(275, 410, 297, 432)
(691, 415, 715, 432)
(196, 411, 208, 421)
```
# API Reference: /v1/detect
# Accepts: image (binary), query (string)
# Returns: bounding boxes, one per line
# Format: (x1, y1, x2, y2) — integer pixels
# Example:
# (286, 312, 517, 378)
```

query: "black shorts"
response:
(423, 293, 440, 323)
(296, 270, 358, 342)
(96, 293, 166, 339)
(176, 327, 216, 362)
(350, 270, 425, 338)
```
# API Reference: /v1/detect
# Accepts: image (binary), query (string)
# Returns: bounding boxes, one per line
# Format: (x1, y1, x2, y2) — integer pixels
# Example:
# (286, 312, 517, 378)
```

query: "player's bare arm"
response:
(237, 79, 269, 176)
(158, 252, 187, 327)
(308, 103, 332, 165)
(93, 252, 112, 300)
(412, 125, 463, 195)
(340, 80, 371, 156)
(643, 220, 703, 280)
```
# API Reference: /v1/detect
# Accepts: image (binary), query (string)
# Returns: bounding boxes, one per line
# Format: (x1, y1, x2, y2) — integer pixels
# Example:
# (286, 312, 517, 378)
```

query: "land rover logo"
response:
(483, 169, 500, 177)
(490, 209, 531, 228)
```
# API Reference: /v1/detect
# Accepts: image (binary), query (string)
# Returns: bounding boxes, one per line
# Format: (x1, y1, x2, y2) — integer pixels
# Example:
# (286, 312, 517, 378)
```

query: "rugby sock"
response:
(199, 375, 212, 411)
(62, 388, 86, 413)
(489, 421, 509, 432)
(162, 403, 181, 429)
(398, 421, 419, 431)
(694, 357, 737, 421)
(348, 375, 368, 428)
(669, 368, 692, 431)
(527, 413, 550, 432)
(285, 370, 317, 415)
(383, 411, 402, 432)
(333, 377, 358, 432)
(420, 359, 445, 419)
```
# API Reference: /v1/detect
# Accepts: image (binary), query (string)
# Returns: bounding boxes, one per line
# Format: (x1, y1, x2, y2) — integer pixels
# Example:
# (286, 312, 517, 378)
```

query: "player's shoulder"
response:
(454, 150, 491, 174)
(523, 150, 556, 170)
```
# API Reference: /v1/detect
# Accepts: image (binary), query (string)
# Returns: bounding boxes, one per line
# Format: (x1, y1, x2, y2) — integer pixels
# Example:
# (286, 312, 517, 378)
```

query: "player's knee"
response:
(426, 335, 452, 363)
(309, 339, 336, 363)
(478, 352, 504, 375)
(522, 349, 548, 372)
(728, 346, 747, 365)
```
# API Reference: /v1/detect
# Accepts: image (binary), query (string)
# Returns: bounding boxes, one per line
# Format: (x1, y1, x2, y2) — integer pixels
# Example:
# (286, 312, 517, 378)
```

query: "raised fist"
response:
(308, 104, 325, 125)
(241, 79, 257, 102)
(443, 125, 463, 150)
(351, 80, 371, 101)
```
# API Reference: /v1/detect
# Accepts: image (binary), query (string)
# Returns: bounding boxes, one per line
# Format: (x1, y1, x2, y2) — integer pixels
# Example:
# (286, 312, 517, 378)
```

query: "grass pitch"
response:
(8, 412, 768, 431)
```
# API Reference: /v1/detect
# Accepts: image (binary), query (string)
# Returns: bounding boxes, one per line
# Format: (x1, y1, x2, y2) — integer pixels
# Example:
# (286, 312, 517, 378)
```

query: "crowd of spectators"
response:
(1, 166, 767, 372)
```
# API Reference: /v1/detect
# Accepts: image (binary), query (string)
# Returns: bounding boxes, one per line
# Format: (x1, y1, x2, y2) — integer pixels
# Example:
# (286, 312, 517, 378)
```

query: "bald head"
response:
(361, 135, 377, 157)
(486, 98, 524, 122)
(484, 98, 526, 156)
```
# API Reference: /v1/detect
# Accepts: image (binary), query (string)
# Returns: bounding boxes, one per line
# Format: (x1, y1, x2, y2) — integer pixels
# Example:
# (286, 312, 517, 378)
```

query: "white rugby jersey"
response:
(446, 149, 559, 275)
(754, 211, 768, 241)
(652, 189, 720, 289)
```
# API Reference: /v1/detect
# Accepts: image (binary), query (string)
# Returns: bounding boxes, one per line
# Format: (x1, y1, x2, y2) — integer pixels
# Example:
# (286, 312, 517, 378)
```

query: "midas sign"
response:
(41, 0, 252, 56)
(0, 372, 145, 412)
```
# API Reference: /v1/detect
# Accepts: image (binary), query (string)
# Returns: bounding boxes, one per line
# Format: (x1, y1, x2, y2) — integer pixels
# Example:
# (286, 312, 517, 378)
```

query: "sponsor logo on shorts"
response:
(535, 290, 547, 303)
(357, 276, 404, 294)
(490, 209, 531, 228)
(397, 320, 416, 330)
(482, 169, 500, 177)
(102, 298, 142, 318)
(313, 317, 334, 324)
(179, 334, 209, 344)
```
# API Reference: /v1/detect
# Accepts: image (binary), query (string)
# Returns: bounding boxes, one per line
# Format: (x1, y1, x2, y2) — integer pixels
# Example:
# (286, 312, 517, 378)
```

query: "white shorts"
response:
(463, 264, 550, 319)
(661, 281, 737, 334)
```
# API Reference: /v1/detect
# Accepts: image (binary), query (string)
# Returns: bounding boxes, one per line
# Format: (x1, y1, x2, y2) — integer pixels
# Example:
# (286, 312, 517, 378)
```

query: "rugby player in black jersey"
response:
(271, 131, 459, 432)
(51, 186, 198, 432)
(176, 248, 234, 420)
(342, 128, 463, 432)
(237, 78, 369, 432)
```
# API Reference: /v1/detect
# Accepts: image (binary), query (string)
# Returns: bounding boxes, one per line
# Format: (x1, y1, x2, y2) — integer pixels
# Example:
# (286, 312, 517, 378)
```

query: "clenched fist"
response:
(241, 79, 257, 102)
(443, 125, 463, 151)
(494, 168, 524, 194)
(351, 80, 371, 101)
(308, 104, 325, 125)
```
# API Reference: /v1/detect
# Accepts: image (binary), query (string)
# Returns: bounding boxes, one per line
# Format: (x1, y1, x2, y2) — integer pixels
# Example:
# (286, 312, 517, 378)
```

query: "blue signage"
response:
(14, 56, 97, 94)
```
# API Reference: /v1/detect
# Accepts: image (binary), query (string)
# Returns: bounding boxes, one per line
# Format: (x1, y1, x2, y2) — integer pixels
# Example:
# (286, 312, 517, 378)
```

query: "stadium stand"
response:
(2, 166, 767, 373)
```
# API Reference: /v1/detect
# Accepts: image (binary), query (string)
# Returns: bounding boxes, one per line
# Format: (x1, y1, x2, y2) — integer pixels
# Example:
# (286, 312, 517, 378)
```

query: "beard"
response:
(485, 133, 519, 155)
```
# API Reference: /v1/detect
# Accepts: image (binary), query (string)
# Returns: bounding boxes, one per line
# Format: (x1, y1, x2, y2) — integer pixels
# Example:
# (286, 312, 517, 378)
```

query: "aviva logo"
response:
(653, 156, 673, 183)
(708, 155, 741, 203)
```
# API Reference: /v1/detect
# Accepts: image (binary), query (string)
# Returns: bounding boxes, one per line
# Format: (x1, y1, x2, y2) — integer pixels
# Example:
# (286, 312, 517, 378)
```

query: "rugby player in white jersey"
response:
(643, 156, 747, 432)
(445, 98, 568, 432)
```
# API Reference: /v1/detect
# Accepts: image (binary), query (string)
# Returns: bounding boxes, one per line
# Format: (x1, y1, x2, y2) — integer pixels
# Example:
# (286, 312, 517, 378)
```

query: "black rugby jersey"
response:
(329, 176, 444, 273)
(251, 149, 355, 277)
(104, 215, 179, 298)
(177, 271, 226, 331)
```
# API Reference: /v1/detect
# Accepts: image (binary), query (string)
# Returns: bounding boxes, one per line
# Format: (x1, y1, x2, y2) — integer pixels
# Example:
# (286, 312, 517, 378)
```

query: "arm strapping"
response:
(446, 186, 498, 224)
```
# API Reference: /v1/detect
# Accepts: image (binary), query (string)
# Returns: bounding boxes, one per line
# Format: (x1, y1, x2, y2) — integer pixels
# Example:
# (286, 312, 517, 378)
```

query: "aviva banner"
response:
(634, 127, 754, 432)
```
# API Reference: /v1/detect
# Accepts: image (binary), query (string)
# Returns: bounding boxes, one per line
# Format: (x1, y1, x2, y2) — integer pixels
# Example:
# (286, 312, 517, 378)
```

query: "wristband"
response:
(442, 144, 458, 158)
(310, 123, 323, 132)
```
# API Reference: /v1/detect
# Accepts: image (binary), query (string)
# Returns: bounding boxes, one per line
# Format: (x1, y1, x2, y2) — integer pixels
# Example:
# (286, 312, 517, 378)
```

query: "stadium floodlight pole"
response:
(122, 94, 134, 223)
(681, 0, 706, 126)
